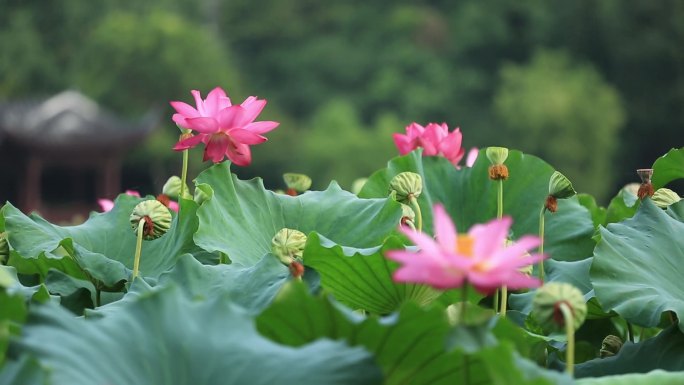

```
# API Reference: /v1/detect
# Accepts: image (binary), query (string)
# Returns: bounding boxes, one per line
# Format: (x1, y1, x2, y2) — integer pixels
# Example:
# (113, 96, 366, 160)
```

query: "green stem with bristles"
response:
(559, 302, 575, 376)
(496, 179, 507, 316)
(539, 206, 546, 282)
(497, 180, 503, 219)
(409, 195, 423, 232)
(132, 218, 145, 281)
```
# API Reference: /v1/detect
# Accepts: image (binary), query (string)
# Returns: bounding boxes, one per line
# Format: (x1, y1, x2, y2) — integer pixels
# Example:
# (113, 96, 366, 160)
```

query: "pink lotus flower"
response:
(465, 147, 479, 167)
(98, 190, 141, 212)
(386, 204, 545, 293)
(171, 87, 279, 166)
(394, 122, 473, 167)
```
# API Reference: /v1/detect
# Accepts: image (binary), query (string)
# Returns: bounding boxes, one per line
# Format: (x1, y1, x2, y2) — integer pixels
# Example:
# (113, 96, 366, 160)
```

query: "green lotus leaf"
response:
(257, 281, 571, 385)
(303, 233, 441, 314)
(604, 187, 639, 225)
(8, 284, 382, 385)
(652, 147, 684, 189)
(359, 150, 595, 262)
(575, 325, 684, 377)
(194, 162, 402, 266)
(156, 254, 289, 313)
(576, 370, 684, 385)
(591, 199, 684, 332)
(2, 196, 201, 281)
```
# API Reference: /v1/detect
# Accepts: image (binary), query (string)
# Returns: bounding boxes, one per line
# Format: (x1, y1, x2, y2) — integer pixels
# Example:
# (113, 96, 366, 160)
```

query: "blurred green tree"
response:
(494, 49, 625, 200)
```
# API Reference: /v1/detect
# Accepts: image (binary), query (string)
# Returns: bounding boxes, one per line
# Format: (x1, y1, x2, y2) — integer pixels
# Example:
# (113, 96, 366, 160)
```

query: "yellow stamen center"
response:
(456, 235, 474, 257)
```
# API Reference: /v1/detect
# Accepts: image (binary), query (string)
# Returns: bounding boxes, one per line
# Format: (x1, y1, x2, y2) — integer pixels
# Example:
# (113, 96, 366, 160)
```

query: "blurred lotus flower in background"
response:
(98, 190, 141, 212)
(386, 204, 545, 294)
(171, 87, 279, 165)
(465, 147, 479, 167)
(393, 122, 476, 168)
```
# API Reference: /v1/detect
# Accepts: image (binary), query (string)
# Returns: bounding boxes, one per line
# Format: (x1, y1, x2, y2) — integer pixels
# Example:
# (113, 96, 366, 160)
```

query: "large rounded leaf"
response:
(303, 233, 440, 314)
(359, 150, 595, 262)
(2, 197, 201, 281)
(591, 199, 684, 332)
(194, 162, 402, 266)
(9, 285, 382, 385)
(652, 147, 684, 189)
(157, 254, 289, 313)
(257, 282, 571, 385)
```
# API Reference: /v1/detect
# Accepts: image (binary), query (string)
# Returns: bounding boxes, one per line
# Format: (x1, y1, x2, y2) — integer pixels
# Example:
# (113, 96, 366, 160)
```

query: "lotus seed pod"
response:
(532, 282, 587, 333)
(652, 188, 681, 208)
(485, 147, 509, 165)
(600, 335, 623, 358)
(548, 171, 576, 199)
(388, 172, 422, 204)
(272, 228, 308, 265)
(636, 169, 653, 184)
(0, 232, 8, 265)
(283, 173, 312, 193)
(162, 176, 192, 200)
(130, 200, 172, 240)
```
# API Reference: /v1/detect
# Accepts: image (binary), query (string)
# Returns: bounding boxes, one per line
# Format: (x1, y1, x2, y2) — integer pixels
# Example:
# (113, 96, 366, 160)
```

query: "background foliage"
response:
(1, 0, 683, 201)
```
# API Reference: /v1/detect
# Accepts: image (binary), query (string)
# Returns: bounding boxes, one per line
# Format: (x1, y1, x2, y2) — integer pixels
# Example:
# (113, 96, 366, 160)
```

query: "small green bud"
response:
(283, 173, 312, 193)
(532, 282, 587, 333)
(351, 178, 368, 195)
(400, 203, 416, 224)
(193, 184, 212, 205)
(130, 200, 172, 240)
(0, 267, 15, 288)
(652, 188, 681, 208)
(162, 176, 192, 200)
(548, 171, 576, 199)
(485, 147, 509, 165)
(600, 335, 623, 358)
(0, 232, 9, 265)
(389, 172, 422, 204)
(272, 228, 307, 265)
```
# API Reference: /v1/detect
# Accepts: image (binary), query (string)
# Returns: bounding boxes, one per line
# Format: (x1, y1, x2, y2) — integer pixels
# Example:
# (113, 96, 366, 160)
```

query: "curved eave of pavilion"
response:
(0, 90, 160, 153)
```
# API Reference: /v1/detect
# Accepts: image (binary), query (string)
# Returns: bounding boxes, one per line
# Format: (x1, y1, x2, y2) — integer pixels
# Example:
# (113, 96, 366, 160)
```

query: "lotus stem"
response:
(500, 286, 508, 317)
(559, 302, 575, 376)
(539, 206, 546, 282)
(179, 148, 189, 218)
(497, 179, 503, 219)
(408, 195, 423, 232)
(132, 218, 145, 280)
(461, 283, 470, 385)
(493, 289, 499, 313)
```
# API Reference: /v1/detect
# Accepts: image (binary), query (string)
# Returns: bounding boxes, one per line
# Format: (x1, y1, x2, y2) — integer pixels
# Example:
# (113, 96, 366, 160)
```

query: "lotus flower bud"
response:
(636, 169, 654, 199)
(600, 335, 623, 358)
(130, 200, 172, 240)
(271, 228, 307, 265)
(389, 172, 422, 204)
(351, 178, 368, 195)
(283, 173, 312, 195)
(163, 176, 192, 200)
(0, 232, 8, 265)
(652, 188, 681, 208)
(532, 282, 587, 333)
(549, 171, 576, 199)
(486, 147, 509, 180)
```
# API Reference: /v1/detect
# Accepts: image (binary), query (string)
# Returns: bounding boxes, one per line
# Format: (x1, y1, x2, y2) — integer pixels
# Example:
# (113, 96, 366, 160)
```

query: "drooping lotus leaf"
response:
(2, 196, 201, 282)
(193, 162, 402, 266)
(591, 199, 684, 332)
(303, 233, 441, 314)
(652, 147, 684, 189)
(9, 285, 382, 385)
(359, 150, 595, 262)
(575, 325, 684, 377)
(575, 370, 684, 385)
(156, 254, 289, 313)
(257, 281, 571, 385)
(604, 188, 639, 225)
